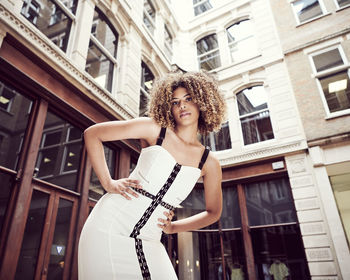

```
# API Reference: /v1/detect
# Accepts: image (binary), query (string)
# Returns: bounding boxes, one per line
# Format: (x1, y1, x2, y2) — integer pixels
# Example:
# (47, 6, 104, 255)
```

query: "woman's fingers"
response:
(126, 179, 142, 189)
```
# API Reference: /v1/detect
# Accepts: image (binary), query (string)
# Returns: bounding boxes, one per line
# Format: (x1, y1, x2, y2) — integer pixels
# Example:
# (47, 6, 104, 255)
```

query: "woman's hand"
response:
(157, 211, 175, 234)
(105, 178, 142, 200)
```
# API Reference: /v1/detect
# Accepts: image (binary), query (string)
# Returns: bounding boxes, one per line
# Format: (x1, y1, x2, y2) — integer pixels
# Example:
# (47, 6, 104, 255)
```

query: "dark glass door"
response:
(14, 184, 77, 280)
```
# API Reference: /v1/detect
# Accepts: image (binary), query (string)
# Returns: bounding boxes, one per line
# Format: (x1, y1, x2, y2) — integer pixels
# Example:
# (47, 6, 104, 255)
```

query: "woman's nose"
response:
(179, 101, 186, 109)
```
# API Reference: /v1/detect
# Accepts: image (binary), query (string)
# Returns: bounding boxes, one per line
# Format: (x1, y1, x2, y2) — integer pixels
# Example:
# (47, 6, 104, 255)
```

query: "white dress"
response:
(78, 128, 209, 280)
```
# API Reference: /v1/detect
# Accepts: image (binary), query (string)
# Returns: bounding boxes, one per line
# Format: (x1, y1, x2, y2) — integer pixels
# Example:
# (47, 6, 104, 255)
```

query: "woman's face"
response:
(171, 87, 200, 127)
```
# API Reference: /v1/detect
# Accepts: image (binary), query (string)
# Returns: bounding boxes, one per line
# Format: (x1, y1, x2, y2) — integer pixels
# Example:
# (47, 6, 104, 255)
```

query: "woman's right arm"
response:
(83, 117, 159, 197)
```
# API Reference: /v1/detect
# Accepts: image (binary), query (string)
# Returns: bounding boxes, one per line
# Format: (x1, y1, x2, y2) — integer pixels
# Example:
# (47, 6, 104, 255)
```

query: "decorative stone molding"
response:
(219, 140, 305, 166)
(0, 4, 134, 120)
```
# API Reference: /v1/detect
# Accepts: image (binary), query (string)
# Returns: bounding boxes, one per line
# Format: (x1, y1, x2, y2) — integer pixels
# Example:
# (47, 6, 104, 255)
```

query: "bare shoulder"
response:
(202, 151, 222, 179)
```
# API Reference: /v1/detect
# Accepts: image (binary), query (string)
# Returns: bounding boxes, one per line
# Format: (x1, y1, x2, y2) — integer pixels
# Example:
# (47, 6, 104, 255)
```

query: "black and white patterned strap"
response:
(130, 187, 176, 211)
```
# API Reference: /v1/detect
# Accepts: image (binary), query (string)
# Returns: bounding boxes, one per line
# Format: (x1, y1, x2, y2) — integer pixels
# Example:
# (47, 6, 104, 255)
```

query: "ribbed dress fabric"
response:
(78, 128, 209, 279)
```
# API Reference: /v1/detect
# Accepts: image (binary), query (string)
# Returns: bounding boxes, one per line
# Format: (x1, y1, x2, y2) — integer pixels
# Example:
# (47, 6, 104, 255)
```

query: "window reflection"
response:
(226, 20, 258, 63)
(15, 190, 49, 280)
(86, 9, 118, 92)
(245, 177, 297, 226)
(139, 62, 154, 116)
(197, 34, 221, 70)
(200, 121, 232, 151)
(193, 0, 213, 16)
(0, 172, 15, 235)
(47, 198, 73, 280)
(143, 0, 156, 34)
(0, 80, 33, 170)
(164, 25, 173, 58)
(35, 111, 83, 191)
(292, 0, 323, 23)
(21, 0, 78, 52)
(89, 145, 116, 200)
(237, 86, 274, 145)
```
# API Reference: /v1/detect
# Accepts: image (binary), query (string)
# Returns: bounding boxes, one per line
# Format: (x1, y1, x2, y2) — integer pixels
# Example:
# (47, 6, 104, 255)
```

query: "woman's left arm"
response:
(160, 153, 222, 234)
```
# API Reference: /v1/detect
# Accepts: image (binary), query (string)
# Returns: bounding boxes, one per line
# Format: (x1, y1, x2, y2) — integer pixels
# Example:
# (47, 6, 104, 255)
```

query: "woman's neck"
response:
(174, 125, 199, 146)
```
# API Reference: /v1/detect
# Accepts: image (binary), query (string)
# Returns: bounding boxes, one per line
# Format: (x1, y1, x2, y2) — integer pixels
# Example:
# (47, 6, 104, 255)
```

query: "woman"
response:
(78, 71, 226, 279)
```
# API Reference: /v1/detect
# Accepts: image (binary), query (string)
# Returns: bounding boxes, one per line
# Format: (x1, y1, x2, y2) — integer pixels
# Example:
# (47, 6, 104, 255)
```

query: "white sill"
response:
(325, 109, 350, 120)
(336, 3, 350, 12)
(241, 138, 277, 150)
(209, 53, 262, 73)
(296, 12, 331, 27)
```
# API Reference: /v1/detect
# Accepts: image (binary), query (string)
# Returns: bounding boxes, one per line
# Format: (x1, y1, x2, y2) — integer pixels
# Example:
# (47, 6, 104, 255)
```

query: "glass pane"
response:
(312, 49, 344, 72)
(178, 187, 220, 229)
(0, 172, 15, 234)
(237, 86, 268, 116)
(197, 34, 219, 55)
(329, 171, 350, 245)
(293, 0, 323, 23)
(221, 185, 241, 229)
(200, 122, 232, 151)
(0, 80, 33, 170)
(245, 177, 297, 227)
(319, 71, 350, 113)
(222, 231, 247, 280)
(47, 198, 73, 280)
(251, 225, 311, 280)
(241, 111, 274, 145)
(15, 190, 50, 280)
(21, 0, 74, 52)
(193, 0, 213, 16)
(35, 111, 83, 191)
(195, 231, 222, 280)
(337, 0, 350, 7)
(86, 40, 114, 92)
(91, 9, 118, 56)
(199, 51, 221, 71)
(89, 145, 115, 200)
(144, 0, 155, 20)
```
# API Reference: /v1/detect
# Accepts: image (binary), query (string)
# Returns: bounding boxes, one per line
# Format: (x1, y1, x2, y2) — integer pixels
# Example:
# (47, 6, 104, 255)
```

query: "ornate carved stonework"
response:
(0, 4, 133, 120)
(219, 140, 305, 166)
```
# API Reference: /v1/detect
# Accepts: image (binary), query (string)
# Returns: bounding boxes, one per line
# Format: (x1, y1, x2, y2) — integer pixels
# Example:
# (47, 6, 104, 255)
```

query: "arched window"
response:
(226, 19, 258, 63)
(237, 86, 274, 145)
(139, 62, 155, 116)
(196, 34, 221, 71)
(85, 8, 119, 93)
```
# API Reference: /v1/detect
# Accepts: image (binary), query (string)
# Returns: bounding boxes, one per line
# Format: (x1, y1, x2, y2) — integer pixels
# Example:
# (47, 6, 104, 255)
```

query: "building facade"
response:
(269, 0, 350, 279)
(0, 0, 348, 280)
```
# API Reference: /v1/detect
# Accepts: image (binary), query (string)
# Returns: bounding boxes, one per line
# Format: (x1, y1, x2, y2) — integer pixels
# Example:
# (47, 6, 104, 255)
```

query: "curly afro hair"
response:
(148, 71, 226, 135)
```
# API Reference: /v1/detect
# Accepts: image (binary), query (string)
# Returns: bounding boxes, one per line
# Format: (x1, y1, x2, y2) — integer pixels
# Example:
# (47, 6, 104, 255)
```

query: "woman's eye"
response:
(171, 101, 179, 106)
(186, 97, 192, 102)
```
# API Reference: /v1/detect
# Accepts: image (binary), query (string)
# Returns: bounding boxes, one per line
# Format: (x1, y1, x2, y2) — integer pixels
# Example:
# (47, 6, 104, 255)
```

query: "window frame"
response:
(193, 0, 213, 16)
(236, 85, 275, 146)
(334, 0, 350, 9)
(196, 33, 221, 71)
(143, 0, 156, 35)
(164, 24, 173, 59)
(86, 8, 119, 93)
(290, 0, 327, 25)
(309, 45, 350, 118)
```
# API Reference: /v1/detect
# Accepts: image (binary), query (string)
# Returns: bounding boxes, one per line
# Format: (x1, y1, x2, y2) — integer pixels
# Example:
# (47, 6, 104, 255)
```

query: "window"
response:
(335, 0, 350, 8)
(21, 0, 78, 52)
(35, 111, 83, 191)
(174, 178, 310, 280)
(291, 0, 324, 24)
(89, 145, 116, 200)
(164, 25, 173, 59)
(310, 46, 350, 116)
(139, 62, 154, 116)
(193, 0, 212, 16)
(237, 86, 274, 145)
(143, 0, 156, 35)
(226, 19, 258, 63)
(85, 9, 119, 93)
(200, 121, 232, 151)
(196, 34, 221, 71)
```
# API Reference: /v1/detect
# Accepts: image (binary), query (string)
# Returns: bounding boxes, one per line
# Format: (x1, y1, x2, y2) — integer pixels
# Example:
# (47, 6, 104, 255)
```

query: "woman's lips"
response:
(180, 112, 190, 118)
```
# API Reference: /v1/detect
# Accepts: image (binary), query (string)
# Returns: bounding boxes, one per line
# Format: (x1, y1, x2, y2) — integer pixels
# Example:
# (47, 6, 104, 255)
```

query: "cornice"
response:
(219, 140, 307, 167)
(0, 3, 133, 120)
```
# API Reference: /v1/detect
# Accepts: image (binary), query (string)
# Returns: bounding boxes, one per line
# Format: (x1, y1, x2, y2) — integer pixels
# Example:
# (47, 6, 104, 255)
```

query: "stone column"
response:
(285, 152, 339, 280)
